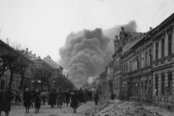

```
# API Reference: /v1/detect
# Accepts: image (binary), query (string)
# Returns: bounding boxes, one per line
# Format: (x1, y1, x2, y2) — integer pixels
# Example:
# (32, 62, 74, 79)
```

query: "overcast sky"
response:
(0, 0, 174, 61)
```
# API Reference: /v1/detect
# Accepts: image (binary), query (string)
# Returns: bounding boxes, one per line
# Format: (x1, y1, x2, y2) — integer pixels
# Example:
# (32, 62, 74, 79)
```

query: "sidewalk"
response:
(3, 102, 96, 116)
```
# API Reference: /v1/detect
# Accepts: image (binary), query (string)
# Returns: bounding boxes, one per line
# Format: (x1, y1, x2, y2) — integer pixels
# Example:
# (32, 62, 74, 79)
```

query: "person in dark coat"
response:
(23, 88, 32, 113)
(0, 88, 4, 116)
(15, 94, 21, 104)
(48, 89, 57, 108)
(70, 91, 79, 113)
(34, 89, 41, 113)
(94, 90, 99, 105)
(57, 91, 63, 108)
(78, 89, 84, 103)
(65, 91, 70, 107)
(30, 90, 35, 108)
(109, 92, 115, 100)
(0, 88, 13, 116)
(42, 95, 46, 105)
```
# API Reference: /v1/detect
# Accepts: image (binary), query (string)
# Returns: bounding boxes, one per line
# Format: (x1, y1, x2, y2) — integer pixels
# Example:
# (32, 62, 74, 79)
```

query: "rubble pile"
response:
(83, 100, 111, 116)
(84, 100, 173, 116)
(95, 100, 162, 116)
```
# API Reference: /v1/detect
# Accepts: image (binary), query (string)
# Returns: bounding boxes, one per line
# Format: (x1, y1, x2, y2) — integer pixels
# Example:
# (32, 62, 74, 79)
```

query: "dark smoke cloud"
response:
(59, 21, 137, 88)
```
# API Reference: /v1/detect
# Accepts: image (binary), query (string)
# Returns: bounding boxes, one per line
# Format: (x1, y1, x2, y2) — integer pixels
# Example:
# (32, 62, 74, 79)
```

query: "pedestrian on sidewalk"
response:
(65, 91, 70, 107)
(94, 90, 99, 105)
(0, 88, 3, 116)
(48, 89, 57, 108)
(109, 92, 115, 100)
(79, 89, 85, 104)
(42, 95, 46, 105)
(57, 91, 63, 108)
(34, 89, 41, 113)
(14, 90, 21, 105)
(23, 88, 32, 113)
(0, 88, 13, 116)
(70, 90, 79, 113)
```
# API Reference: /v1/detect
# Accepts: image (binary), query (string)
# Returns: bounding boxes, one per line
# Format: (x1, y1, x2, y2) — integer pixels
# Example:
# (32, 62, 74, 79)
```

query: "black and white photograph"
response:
(0, 0, 174, 116)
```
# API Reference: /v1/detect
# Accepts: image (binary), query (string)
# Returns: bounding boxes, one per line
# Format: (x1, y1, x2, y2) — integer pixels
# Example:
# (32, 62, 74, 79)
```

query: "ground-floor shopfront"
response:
(152, 63, 174, 107)
(120, 70, 153, 102)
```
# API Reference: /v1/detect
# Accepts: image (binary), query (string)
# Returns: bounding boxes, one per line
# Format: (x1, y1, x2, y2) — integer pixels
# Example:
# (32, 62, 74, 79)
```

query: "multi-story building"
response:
(151, 13, 174, 107)
(120, 30, 153, 101)
(112, 34, 123, 98)
(112, 13, 174, 107)
(93, 13, 174, 107)
(44, 55, 62, 80)
(107, 62, 114, 95)
(113, 27, 145, 99)
(99, 69, 109, 99)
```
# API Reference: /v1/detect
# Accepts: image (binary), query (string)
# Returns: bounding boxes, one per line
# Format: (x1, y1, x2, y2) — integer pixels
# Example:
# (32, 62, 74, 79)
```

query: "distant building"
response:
(43, 55, 60, 69)
(43, 55, 63, 79)
(22, 48, 39, 61)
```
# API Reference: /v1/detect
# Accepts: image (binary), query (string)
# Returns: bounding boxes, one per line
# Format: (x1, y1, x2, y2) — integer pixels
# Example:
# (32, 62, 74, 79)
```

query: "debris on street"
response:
(84, 99, 174, 116)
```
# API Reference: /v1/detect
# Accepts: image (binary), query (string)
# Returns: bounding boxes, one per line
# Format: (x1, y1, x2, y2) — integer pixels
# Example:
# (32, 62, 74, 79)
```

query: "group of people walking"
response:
(23, 88, 41, 114)
(0, 87, 100, 116)
(48, 88, 100, 113)
(0, 87, 41, 116)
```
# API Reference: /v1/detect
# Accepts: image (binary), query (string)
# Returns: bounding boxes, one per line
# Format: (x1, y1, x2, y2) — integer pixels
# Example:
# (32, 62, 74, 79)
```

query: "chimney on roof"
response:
(26, 48, 28, 53)
(121, 27, 125, 32)
(6, 38, 9, 45)
(48, 55, 51, 59)
(29, 51, 32, 54)
(115, 35, 118, 41)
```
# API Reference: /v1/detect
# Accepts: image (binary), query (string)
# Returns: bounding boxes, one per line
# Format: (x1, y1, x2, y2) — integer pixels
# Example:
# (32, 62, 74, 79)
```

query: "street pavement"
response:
(4, 99, 173, 116)
(3, 102, 95, 116)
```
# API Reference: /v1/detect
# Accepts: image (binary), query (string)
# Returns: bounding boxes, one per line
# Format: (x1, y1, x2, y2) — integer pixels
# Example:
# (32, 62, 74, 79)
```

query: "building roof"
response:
(0, 39, 33, 64)
(121, 13, 174, 58)
(149, 13, 174, 36)
(122, 32, 145, 54)
(43, 56, 60, 69)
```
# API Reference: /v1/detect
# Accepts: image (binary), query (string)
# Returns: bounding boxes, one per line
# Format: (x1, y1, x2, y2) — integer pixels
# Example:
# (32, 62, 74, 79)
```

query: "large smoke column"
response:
(59, 21, 137, 88)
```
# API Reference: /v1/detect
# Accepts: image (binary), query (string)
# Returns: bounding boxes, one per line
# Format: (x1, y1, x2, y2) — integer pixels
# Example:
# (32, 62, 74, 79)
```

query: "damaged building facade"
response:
(111, 13, 174, 107)
(152, 13, 174, 106)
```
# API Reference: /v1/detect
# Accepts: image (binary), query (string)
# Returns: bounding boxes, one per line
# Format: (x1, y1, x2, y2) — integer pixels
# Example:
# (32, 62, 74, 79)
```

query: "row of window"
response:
(114, 28, 173, 74)
(113, 60, 121, 72)
(122, 48, 152, 73)
(122, 57, 139, 73)
(142, 48, 152, 68)
(121, 29, 173, 73)
(155, 30, 173, 60)
(155, 71, 172, 96)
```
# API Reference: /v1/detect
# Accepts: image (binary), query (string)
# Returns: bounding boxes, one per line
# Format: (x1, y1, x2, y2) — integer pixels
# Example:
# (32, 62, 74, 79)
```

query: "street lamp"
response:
(37, 80, 41, 89)
(31, 80, 35, 90)
(52, 80, 55, 89)
(38, 80, 41, 84)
